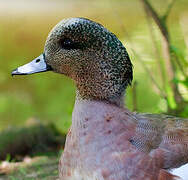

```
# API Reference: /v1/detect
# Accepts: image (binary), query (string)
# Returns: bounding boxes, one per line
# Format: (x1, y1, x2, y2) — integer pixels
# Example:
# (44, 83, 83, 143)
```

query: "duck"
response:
(12, 18, 188, 180)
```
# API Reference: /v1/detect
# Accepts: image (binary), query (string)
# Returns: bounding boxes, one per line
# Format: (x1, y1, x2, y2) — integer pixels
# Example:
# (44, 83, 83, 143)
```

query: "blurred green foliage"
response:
(0, 123, 64, 160)
(0, 0, 187, 133)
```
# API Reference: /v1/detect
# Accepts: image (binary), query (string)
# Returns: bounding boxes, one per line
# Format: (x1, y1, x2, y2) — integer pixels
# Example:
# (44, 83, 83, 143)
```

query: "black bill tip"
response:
(11, 68, 27, 76)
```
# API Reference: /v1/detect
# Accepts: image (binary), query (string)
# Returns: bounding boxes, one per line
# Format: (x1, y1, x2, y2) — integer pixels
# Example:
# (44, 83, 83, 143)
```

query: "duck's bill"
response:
(11, 54, 52, 76)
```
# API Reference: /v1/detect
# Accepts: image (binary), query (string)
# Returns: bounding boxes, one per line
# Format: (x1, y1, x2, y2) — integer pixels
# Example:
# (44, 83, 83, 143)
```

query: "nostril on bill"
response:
(36, 59, 40, 63)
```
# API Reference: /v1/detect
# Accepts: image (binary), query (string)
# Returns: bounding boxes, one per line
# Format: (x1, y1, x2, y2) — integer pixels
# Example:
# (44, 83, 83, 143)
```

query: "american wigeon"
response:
(12, 18, 188, 180)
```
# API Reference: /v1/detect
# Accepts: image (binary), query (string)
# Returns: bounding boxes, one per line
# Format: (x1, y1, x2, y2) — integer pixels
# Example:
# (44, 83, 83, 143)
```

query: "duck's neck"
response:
(75, 89, 125, 108)
(71, 98, 124, 138)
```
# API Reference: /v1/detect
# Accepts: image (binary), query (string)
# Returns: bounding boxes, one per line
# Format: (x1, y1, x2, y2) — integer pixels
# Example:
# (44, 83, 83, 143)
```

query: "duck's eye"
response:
(60, 38, 78, 50)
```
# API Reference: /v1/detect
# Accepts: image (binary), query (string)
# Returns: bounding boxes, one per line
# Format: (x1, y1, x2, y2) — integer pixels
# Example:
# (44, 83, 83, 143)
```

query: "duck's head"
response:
(12, 18, 133, 106)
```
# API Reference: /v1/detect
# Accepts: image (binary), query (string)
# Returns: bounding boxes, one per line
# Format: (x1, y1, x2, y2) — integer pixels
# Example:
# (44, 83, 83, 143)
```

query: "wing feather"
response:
(132, 113, 188, 169)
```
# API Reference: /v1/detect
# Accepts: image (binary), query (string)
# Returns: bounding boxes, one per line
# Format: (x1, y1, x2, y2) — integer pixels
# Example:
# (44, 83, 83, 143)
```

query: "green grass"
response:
(0, 155, 59, 180)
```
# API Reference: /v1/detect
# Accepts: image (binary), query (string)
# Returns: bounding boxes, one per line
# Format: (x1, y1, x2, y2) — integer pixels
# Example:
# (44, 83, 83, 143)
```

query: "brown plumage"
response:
(12, 18, 188, 180)
(158, 170, 179, 180)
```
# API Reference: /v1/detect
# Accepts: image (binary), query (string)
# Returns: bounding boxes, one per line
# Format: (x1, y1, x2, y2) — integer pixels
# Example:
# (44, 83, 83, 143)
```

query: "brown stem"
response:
(140, 0, 184, 105)
(140, 0, 169, 42)
(144, 8, 166, 90)
(163, 0, 176, 21)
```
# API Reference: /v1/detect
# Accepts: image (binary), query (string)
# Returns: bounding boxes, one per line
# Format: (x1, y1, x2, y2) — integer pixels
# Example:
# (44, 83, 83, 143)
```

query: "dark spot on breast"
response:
(102, 169, 110, 178)
(105, 114, 113, 122)
(85, 118, 89, 121)
(83, 132, 87, 136)
(67, 170, 71, 176)
(72, 142, 76, 148)
(108, 130, 111, 134)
